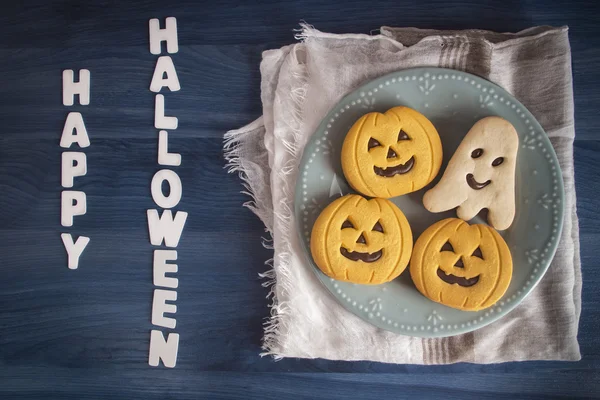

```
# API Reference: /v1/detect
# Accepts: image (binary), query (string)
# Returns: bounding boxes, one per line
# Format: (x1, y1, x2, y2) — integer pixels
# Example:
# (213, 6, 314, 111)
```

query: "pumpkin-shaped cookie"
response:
(310, 194, 412, 285)
(410, 218, 512, 311)
(341, 106, 443, 198)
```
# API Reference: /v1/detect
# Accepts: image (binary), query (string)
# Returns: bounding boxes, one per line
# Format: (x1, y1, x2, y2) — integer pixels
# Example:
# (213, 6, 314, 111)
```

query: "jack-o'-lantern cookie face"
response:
(310, 194, 412, 285)
(410, 218, 512, 311)
(341, 106, 443, 198)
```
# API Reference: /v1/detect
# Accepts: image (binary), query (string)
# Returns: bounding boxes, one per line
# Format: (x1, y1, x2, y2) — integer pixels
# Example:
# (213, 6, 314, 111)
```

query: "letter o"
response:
(151, 169, 182, 209)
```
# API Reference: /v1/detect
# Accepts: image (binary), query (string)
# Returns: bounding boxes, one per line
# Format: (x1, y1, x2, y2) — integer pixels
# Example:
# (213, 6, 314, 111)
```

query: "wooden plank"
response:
(0, 369, 599, 399)
(0, 229, 272, 368)
(0, 137, 266, 230)
(2, 0, 600, 47)
(0, 46, 266, 139)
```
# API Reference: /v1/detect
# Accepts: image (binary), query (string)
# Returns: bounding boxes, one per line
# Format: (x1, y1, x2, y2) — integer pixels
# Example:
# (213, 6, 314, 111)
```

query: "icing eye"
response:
(372, 221, 384, 233)
(341, 219, 355, 229)
(471, 148, 484, 158)
(386, 148, 397, 159)
(368, 138, 382, 150)
(471, 246, 484, 259)
(441, 240, 454, 252)
(492, 157, 504, 166)
(398, 129, 410, 141)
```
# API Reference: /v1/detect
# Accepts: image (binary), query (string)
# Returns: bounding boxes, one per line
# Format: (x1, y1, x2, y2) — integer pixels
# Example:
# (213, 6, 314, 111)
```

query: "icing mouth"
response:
(466, 173, 491, 190)
(340, 247, 383, 263)
(437, 268, 480, 287)
(374, 156, 415, 177)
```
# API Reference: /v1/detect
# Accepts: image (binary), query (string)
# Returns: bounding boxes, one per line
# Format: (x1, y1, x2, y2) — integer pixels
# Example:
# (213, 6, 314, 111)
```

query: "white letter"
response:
(148, 330, 179, 368)
(158, 130, 181, 166)
(61, 233, 90, 270)
(61, 191, 87, 227)
(154, 250, 178, 288)
(152, 289, 177, 328)
(150, 56, 181, 93)
(60, 112, 90, 148)
(147, 209, 188, 247)
(63, 69, 90, 106)
(61, 152, 87, 188)
(154, 94, 178, 130)
(151, 169, 182, 209)
(149, 17, 178, 55)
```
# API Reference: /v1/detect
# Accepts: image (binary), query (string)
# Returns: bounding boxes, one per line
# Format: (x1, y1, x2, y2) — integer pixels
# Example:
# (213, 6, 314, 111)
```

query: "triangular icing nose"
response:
(356, 233, 367, 244)
(454, 258, 465, 268)
(387, 148, 397, 159)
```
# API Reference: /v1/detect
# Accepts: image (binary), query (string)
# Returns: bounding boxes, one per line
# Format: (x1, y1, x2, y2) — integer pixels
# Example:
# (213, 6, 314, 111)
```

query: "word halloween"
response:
(60, 69, 91, 269)
(146, 17, 187, 369)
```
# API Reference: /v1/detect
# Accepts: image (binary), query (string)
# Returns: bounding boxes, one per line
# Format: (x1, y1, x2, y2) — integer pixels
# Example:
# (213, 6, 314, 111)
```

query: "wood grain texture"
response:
(1, 0, 599, 398)
(0, 46, 266, 139)
(1, 369, 600, 399)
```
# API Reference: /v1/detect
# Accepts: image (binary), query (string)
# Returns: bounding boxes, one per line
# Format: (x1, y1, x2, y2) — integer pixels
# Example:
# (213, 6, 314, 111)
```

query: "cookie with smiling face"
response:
(310, 194, 413, 285)
(410, 218, 512, 311)
(341, 106, 443, 198)
(423, 117, 519, 230)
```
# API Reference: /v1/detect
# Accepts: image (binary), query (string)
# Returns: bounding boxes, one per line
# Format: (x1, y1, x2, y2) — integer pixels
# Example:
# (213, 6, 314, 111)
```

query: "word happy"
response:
(60, 69, 91, 269)
(146, 17, 187, 369)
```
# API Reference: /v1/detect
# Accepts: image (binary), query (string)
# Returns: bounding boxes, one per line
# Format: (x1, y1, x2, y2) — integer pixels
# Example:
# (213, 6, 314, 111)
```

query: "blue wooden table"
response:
(1, 1, 599, 398)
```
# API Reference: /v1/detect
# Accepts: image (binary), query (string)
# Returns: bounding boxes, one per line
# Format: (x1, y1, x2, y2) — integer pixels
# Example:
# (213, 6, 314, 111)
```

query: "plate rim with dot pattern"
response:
(294, 67, 565, 338)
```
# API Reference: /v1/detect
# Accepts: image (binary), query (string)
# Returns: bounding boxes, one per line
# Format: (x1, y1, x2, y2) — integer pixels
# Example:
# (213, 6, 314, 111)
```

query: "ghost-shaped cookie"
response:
(423, 116, 518, 230)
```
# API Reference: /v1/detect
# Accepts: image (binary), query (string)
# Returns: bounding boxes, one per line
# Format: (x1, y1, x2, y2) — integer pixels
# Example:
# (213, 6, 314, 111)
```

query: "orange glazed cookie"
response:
(410, 218, 512, 311)
(341, 106, 442, 198)
(310, 194, 412, 285)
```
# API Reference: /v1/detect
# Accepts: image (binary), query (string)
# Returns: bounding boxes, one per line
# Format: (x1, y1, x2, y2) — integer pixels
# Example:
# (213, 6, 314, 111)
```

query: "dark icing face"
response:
(466, 148, 506, 190)
(339, 219, 383, 263)
(368, 132, 415, 177)
(435, 239, 482, 287)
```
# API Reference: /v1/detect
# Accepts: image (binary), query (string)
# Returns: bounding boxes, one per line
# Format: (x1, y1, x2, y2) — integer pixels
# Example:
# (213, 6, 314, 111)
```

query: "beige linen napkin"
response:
(224, 24, 581, 363)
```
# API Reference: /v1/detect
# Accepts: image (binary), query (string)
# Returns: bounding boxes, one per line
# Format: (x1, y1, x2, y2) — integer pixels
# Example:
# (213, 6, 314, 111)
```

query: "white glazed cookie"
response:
(423, 116, 519, 230)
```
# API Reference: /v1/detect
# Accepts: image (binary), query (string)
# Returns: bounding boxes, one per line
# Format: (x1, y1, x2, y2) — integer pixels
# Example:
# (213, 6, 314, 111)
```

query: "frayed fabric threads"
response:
(225, 43, 309, 358)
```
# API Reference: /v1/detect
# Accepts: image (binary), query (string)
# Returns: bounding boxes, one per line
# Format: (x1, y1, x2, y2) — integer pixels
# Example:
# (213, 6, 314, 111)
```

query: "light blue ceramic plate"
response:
(295, 67, 564, 338)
